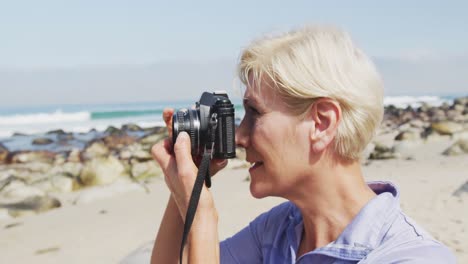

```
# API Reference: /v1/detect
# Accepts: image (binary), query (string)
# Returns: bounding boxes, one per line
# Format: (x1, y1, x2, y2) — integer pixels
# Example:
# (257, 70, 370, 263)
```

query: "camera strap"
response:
(179, 114, 217, 264)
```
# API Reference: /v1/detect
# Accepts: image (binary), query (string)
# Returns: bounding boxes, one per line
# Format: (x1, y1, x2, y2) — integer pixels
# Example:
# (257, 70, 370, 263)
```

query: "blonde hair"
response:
(238, 26, 384, 160)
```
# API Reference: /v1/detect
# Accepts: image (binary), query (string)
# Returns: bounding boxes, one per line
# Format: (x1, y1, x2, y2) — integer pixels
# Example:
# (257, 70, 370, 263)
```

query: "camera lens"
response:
(172, 108, 200, 156)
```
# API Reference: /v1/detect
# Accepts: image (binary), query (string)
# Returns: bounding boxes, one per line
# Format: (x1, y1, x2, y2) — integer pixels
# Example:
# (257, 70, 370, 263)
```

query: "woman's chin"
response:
(249, 181, 269, 199)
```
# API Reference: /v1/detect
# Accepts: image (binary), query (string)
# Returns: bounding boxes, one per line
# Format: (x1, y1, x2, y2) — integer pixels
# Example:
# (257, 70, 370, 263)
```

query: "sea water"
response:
(0, 96, 454, 151)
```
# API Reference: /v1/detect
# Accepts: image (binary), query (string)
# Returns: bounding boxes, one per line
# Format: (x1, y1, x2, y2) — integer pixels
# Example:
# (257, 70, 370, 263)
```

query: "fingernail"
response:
(177, 132, 188, 143)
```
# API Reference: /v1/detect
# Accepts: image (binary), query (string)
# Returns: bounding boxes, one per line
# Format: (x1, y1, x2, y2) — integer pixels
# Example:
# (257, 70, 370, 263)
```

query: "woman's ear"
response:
(308, 98, 341, 153)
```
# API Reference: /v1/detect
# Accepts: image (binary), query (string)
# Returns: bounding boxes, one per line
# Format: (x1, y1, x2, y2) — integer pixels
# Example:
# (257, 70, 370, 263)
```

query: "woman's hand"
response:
(151, 108, 227, 218)
(161, 108, 228, 176)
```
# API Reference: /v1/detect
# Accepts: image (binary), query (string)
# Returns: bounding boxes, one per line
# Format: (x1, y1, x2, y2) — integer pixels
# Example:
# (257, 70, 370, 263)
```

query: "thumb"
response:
(174, 132, 196, 173)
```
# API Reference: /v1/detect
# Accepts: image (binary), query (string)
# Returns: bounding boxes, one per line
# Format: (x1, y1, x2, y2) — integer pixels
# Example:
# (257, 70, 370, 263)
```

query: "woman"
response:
(150, 26, 455, 263)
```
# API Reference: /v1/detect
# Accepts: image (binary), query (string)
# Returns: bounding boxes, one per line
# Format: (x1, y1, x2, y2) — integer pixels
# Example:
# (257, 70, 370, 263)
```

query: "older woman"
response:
(150, 26, 455, 263)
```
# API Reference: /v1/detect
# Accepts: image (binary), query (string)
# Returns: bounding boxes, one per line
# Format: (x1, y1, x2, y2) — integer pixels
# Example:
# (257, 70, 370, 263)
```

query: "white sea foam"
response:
(383, 96, 450, 108)
(0, 96, 454, 139)
(0, 110, 91, 126)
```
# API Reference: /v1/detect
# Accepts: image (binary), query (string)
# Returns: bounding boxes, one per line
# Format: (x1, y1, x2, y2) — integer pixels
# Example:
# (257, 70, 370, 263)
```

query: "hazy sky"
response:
(0, 0, 467, 105)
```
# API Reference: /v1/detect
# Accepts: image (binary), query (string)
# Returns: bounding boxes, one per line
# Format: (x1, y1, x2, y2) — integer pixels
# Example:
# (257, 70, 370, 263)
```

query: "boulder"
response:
(368, 142, 400, 160)
(0, 144, 8, 164)
(119, 143, 153, 161)
(453, 181, 468, 197)
(122, 123, 142, 132)
(431, 122, 464, 135)
(50, 162, 83, 178)
(10, 151, 56, 164)
(138, 133, 166, 150)
(32, 137, 54, 145)
(102, 134, 137, 150)
(394, 130, 421, 141)
(0, 195, 61, 217)
(131, 161, 162, 180)
(46, 129, 66, 135)
(442, 138, 468, 156)
(80, 156, 126, 186)
(104, 126, 122, 135)
(0, 142, 8, 152)
(0, 180, 45, 202)
(81, 141, 110, 161)
(67, 148, 82, 163)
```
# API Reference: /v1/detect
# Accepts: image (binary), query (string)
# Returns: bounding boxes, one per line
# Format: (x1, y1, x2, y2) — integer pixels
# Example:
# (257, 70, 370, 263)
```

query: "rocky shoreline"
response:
(0, 96, 467, 219)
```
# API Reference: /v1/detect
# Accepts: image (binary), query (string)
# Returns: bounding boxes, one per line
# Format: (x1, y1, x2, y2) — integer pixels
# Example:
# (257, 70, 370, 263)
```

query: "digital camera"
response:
(172, 91, 236, 159)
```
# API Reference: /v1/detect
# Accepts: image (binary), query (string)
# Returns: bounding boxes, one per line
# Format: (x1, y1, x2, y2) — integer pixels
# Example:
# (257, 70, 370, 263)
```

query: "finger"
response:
(173, 132, 197, 176)
(151, 139, 174, 172)
(163, 108, 174, 137)
(210, 159, 228, 176)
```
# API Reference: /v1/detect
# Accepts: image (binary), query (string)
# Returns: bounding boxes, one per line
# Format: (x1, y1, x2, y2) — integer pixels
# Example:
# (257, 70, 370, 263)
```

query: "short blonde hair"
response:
(238, 26, 384, 160)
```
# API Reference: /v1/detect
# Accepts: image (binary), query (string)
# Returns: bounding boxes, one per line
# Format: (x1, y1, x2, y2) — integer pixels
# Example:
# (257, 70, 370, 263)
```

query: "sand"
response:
(0, 143, 466, 263)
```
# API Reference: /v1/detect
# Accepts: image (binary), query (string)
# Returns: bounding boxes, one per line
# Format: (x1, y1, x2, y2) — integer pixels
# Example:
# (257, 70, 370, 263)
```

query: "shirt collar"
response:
(289, 181, 400, 261)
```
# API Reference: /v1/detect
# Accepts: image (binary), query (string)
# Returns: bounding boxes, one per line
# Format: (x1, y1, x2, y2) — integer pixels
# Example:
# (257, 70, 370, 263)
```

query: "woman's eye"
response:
(248, 106, 260, 115)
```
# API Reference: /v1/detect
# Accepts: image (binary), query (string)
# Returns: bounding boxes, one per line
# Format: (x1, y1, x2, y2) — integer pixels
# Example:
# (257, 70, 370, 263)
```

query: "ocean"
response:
(0, 95, 454, 152)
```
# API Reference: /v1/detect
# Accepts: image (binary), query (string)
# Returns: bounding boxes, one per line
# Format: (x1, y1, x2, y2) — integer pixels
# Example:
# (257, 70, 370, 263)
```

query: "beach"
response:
(0, 152, 467, 263)
(0, 97, 467, 263)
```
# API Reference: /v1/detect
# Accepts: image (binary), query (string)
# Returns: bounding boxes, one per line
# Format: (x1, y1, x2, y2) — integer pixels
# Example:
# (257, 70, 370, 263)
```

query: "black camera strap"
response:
(179, 114, 217, 264)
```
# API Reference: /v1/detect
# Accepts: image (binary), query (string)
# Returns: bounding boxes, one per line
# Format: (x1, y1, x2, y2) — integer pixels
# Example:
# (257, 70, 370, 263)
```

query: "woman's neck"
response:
(288, 160, 376, 257)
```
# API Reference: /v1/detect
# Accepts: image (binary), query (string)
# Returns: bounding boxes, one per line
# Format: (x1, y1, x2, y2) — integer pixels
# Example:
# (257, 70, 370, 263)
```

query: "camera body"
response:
(172, 91, 236, 159)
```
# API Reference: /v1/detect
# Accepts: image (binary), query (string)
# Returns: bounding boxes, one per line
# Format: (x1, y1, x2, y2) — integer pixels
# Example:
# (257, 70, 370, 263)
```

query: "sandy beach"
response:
(0, 136, 467, 263)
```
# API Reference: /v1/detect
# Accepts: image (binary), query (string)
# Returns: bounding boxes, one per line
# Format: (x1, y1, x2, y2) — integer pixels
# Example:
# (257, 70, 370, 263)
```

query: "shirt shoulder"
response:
(362, 211, 456, 263)
(363, 239, 456, 263)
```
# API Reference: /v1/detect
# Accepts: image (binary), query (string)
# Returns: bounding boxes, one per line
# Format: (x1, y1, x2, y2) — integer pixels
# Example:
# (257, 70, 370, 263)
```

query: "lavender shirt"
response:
(220, 181, 456, 263)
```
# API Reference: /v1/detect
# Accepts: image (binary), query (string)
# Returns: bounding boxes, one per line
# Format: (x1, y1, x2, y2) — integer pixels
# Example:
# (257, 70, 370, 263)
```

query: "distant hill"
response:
(0, 57, 467, 106)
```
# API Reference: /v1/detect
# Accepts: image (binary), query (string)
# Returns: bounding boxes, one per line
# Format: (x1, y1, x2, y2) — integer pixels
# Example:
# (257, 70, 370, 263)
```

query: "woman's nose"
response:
(235, 118, 249, 148)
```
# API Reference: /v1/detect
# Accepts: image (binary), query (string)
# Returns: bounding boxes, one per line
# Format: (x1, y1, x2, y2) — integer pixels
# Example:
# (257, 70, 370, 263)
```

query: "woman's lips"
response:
(249, 161, 264, 172)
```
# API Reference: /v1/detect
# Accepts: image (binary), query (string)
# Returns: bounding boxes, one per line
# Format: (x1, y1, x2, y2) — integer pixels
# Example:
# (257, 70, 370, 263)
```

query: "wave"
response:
(0, 110, 90, 126)
(383, 96, 451, 108)
(91, 109, 164, 120)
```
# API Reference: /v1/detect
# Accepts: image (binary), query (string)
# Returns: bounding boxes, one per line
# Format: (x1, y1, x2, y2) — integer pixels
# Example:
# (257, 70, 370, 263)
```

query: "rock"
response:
(368, 142, 399, 160)
(453, 96, 468, 106)
(119, 144, 153, 161)
(395, 130, 421, 141)
(10, 151, 56, 164)
(32, 137, 54, 145)
(74, 179, 144, 205)
(0, 144, 8, 164)
(102, 134, 137, 150)
(442, 138, 468, 156)
(409, 119, 426, 129)
(453, 181, 468, 197)
(80, 156, 126, 186)
(50, 162, 83, 178)
(0, 195, 61, 217)
(51, 175, 75, 192)
(0, 142, 8, 152)
(46, 129, 66, 135)
(138, 133, 166, 150)
(131, 161, 162, 180)
(67, 148, 81, 163)
(122, 123, 142, 132)
(431, 122, 463, 135)
(81, 141, 110, 161)
(105, 126, 122, 135)
(0, 181, 45, 202)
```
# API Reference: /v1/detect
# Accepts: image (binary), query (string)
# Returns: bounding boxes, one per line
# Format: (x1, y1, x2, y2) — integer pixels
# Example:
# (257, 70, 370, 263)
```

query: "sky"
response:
(0, 0, 467, 106)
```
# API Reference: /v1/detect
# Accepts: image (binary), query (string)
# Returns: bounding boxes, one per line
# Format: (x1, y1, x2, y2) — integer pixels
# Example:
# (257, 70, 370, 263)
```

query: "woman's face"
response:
(236, 77, 312, 199)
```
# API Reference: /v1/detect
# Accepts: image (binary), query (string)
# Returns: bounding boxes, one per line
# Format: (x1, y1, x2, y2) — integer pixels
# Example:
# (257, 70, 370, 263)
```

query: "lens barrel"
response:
(172, 108, 200, 156)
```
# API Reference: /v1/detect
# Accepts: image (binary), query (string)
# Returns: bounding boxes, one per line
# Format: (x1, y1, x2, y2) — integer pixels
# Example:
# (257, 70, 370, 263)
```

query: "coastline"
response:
(0, 96, 467, 263)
